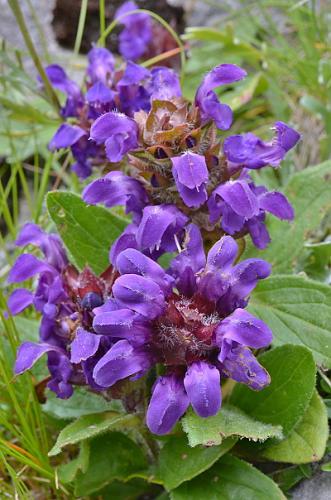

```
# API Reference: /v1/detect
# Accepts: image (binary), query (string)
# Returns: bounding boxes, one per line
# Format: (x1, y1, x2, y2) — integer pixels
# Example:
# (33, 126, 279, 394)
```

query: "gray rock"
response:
(291, 472, 331, 500)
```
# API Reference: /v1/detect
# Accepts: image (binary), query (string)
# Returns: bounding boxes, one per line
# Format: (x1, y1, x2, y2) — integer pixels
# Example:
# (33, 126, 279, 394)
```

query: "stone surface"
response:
(291, 471, 331, 500)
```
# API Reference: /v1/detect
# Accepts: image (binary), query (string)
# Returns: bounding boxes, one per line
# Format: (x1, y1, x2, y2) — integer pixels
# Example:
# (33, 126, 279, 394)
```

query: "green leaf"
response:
(97, 478, 156, 500)
(230, 345, 316, 436)
(244, 161, 331, 273)
(43, 387, 122, 420)
(157, 435, 236, 491)
(47, 191, 129, 274)
(182, 404, 282, 448)
(249, 275, 331, 367)
(74, 432, 147, 496)
(48, 412, 139, 456)
(13, 316, 39, 342)
(57, 440, 89, 484)
(171, 455, 285, 500)
(262, 391, 328, 463)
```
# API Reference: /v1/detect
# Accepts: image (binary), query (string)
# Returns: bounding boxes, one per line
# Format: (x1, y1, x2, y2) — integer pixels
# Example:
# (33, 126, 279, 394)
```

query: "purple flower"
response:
(195, 64, 247, 130)
(148, 67, 182, 100)
(44, 64, 83, 118)
(224, 122, 301, 169)
(171, 152, 209, 208)
(49, 124, 97, 179)
(208, 176, 294, 249)
(90, 111, 138, 162)
(115, 1, 152, 61)
(8, 224, 118, 398)
(92, 226, 272, 434)
(83, 170, 148, 222)
(87, 47, 115, 84)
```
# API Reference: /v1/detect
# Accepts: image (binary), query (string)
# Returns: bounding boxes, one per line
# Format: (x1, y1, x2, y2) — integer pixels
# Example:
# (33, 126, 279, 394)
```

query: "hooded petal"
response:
(169, 224, 205, 297)
(221, 345, 270, 390)
(87, 47, 115, 84)
(116, 248, 174, 294)
(224, 122, 300, 169)
(146, 374, 189, 435)
(8, 254, 54, 283)
(109, 224, 139, 266)
(171, 152, 208, 208)
(207, 235, 238, 272)
(90, 111, 138, 162)
(14, 342, 64, 374)
(184, 361, 221, 417)
(7, 289, 34, 315)
(136, 205, 188, 253)
(49, 124, 86, 150)
(93, 308, 150, 342)
(215, 180, 259, 218)
(86, 81, 114, 105)
(112, 274, 165, 319)
(115, 1, 152, 61)
(149, 67, 181, 100)
(229, 258, 271, 299)
(195, 64, 246, 129)
(258, 191, 294, 220)
(93, 339, 150, 387)
(216, 308, 272, 357)
(70, 328, 102, 364)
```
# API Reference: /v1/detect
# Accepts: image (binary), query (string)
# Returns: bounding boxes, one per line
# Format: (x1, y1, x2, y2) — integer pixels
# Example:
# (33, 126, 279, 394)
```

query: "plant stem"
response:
(74, 0, 89, 54)
(8, 0, 61, 113)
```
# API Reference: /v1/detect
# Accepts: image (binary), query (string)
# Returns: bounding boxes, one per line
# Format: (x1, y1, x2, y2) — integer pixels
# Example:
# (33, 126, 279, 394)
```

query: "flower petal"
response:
(171, 152, 208, 208)
(215, 180, 259, 218)
(184, 361, 221, 417)
(258, 191, 294, 220)
(49, 124, 86, 150)
(70, 328, 102, 364)
(92, 339, 149, 387)
(87, 47, 115, 84)
(136, 204, 188, 253)
(8, 254, 54, 283)
(112, 274, 165, 319)
(14, 342, 64, 375)
(146, 374, 189, 435)
(221, 345, 270, 390)
(7, 289, 34, 315)
(216, 308, 272, 355)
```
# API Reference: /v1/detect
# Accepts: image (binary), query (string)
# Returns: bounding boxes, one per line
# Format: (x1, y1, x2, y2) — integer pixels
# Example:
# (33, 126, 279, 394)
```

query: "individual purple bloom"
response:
(208, 176, 294, 249)
(220, 345, 270, 390)
(117, 61, 151, 115)
(109, 224, 140, 266)
(136, 205, 188, 253)
(49, 124, 86, 151)
(15, 341, 65, 374)
(47, 351, 74, 399)
(184, 361, 221, 417)
(90, 111, 138, 162)
(44, 64, 83, 117)
(171, 152, 209, 208)
(115, 1, 152, 61)
(87, 47, 115, 84)
(195, 64, 247, 130)
(92, 228, 272, 434)
(93, 339, 151, 387)
(148, 67, 182, 100)
(83, 171, 148, 222)
(86, 81, 115, 107)
(223, 121, 301, 169)
(146, 375, 189, 435)
(7, 289, 34, 315)
(70, 328, 102, 364)
(168, 224, 206, 297)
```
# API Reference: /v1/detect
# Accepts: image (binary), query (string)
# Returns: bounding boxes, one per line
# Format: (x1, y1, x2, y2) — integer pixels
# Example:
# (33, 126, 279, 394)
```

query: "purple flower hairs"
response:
(91, 224, 272, 434)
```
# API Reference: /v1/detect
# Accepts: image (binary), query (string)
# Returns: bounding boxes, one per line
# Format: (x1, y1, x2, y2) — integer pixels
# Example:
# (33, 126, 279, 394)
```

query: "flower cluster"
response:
(8, 4, 302, 436)
(46, 48, 180, 178)
(82, 64, 299, 252)
(9, 224, 272, 434)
